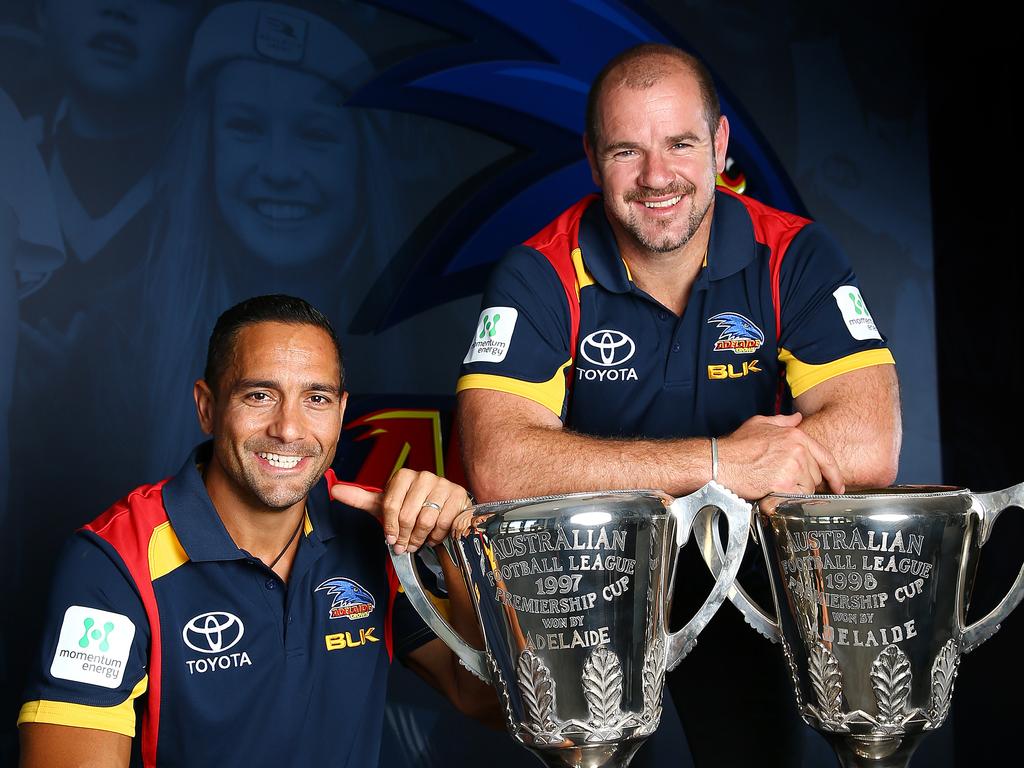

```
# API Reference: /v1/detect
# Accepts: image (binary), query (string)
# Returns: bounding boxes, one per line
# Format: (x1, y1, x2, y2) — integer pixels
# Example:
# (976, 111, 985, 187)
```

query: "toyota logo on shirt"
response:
(182, 612, 245, 654)
(580, 330, 636, 367)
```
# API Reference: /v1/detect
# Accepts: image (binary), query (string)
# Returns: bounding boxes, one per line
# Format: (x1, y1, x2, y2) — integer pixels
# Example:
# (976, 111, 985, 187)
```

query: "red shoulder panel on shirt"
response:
(717, 187, 811, 343)
(82, 479, 170, 768)
(523, 194, 599, 391)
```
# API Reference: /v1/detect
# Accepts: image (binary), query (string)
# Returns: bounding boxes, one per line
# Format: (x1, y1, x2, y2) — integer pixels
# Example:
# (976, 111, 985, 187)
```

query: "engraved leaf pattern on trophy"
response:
(870, 644, 913, 729)
(582, 646, 624, 741)
(808, 641, 846, 727)
(637, 635, 666, 735)
(928, 639, 960, 726)
(517, 650, 564, 744)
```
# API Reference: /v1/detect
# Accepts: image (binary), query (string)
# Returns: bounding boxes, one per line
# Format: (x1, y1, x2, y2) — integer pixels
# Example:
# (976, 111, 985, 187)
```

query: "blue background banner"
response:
(3, 1, 1016, 766)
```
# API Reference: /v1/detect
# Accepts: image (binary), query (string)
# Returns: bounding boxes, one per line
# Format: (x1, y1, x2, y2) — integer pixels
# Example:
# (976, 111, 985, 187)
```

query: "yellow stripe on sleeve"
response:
(148, 521, 188, 581)
(778, 347, 895, 398)
(456, 359, 572, 418)
(18, 675, 148, 737)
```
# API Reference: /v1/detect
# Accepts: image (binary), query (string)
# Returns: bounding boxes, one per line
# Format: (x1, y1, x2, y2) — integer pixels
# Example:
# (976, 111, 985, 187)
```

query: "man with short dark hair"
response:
(458, 43, 901, 766)
(19, 294, 495, 767)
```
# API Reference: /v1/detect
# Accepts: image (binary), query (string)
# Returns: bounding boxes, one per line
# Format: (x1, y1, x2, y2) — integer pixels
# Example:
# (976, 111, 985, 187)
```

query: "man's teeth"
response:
(643, 196, 682, 209)
(258, 452, 302, 469)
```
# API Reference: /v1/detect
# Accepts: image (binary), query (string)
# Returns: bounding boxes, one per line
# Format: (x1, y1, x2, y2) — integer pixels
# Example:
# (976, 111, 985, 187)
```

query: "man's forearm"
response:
(460, 410, 711, 502)
(795, 365, 901, 491)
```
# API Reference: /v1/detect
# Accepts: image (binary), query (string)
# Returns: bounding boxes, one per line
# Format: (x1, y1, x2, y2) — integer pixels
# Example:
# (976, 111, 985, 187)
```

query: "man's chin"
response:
(254, 489, 310, 510)
(248, 475, 319, 510)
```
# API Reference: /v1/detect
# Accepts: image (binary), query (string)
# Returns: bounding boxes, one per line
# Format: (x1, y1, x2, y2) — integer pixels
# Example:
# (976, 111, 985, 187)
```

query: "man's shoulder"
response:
(486, 195, 602, 301)
(522, 194, 601, 256)
(81, 478, 172, 555)
(717, 188, 814, 246)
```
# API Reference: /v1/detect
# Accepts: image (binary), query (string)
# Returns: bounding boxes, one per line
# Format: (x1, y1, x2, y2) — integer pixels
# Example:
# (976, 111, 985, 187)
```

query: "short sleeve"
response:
(457, 246, 573, 420)
(18, 533, 150, 737)
(777, 223, 895, 397)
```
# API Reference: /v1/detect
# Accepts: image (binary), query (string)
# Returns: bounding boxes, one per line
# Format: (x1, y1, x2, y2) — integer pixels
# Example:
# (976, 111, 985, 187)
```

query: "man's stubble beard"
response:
(618, 155, 718, 255)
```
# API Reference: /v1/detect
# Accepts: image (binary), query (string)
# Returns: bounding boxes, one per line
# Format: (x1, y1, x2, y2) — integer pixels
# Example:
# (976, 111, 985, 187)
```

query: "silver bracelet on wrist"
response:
(710, 437, 719, 482)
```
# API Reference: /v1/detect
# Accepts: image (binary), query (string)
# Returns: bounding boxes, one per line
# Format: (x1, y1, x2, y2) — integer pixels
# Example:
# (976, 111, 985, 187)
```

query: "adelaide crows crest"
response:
(708, 312, 765, 354)
(316, 578, 376, 621)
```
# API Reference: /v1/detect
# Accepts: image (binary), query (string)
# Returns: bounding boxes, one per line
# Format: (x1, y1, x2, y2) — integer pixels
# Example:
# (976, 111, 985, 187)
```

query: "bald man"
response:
(457, 43, 900, 767)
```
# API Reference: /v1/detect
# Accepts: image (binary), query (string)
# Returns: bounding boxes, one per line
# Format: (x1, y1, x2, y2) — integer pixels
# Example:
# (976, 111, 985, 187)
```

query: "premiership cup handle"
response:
(695, 509, 782, 643)
(664, 482, 751, 670)
(961, 481, 1024, 652)
(389, 542, 490, 681)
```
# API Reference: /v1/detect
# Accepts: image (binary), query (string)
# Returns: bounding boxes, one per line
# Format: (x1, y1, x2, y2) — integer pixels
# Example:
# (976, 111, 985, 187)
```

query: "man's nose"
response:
(267, 398, 306, 444)
(638, 151, 674, 191)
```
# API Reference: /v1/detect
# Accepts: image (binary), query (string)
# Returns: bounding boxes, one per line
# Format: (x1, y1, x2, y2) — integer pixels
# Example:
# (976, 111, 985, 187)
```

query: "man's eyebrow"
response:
(235, 379, 281, 392)
(602, 140, 642, 154)
(667, 132, 702, 145)
(303, 381, 342, 395)
(233, 379, 342, 395)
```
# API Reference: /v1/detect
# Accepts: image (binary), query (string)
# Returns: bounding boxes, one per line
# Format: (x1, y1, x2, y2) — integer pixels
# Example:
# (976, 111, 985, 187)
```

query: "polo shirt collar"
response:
(705, 190, 757, 281)
(577, 191, 757, 289)
(578, 199, 634, 294)
(162, 441, 336, 562)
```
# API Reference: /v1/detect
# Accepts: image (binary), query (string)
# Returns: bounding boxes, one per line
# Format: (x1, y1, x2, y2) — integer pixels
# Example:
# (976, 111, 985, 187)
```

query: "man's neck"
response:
(203, 459, 307, 581)
(613, 204, 714, 316)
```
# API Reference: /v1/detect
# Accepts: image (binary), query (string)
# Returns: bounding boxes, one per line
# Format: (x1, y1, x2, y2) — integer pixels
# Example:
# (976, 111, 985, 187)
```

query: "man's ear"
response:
(714, 115, 730, 175)
(583, 134, 603, 188)
(194, 379, 216, 435)
(338, 390, 349, 425)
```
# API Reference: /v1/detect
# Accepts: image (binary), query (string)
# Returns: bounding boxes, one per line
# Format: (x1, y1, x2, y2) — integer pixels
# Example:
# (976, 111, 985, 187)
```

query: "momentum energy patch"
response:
(832, 286, 882, 341)
(50, 605, 136, 688)
(464, 307, 518, 364)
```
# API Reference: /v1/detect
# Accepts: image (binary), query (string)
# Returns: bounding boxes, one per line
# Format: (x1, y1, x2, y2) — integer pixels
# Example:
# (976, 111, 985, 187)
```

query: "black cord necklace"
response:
(267, 511, 305, 570)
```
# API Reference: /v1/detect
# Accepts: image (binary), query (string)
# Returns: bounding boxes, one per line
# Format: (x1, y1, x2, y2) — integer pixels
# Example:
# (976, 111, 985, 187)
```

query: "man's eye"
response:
(308, 395, 331, 405)
(246, 392, 271, 403)
(613, 149, 637, 159)
(672, 142, 693, 150)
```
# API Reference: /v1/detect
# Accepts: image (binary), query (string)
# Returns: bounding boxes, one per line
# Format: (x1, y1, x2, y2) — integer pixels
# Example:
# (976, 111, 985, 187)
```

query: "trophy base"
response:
(827, 733, 925, 768)
(528, 737, 646, 768)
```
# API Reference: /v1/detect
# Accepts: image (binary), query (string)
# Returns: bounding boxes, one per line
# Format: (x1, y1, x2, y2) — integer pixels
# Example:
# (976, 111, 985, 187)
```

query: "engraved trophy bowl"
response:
(390, 482, 751, 768)
(698, 482, 1024, 768)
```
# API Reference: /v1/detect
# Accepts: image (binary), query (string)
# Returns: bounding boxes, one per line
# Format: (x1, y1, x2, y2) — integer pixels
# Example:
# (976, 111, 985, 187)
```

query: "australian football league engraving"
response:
(392, 483, 751, 768)
(699, 483, 1024, 768)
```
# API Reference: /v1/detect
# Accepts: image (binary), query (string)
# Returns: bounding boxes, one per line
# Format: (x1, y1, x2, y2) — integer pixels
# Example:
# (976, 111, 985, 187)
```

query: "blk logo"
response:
(580, 330, 636, 367)
(182, 612, 245, 654)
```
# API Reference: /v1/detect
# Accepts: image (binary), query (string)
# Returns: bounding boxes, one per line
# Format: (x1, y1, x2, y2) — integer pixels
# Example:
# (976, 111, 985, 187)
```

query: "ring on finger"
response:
(420, 501, 442, 512)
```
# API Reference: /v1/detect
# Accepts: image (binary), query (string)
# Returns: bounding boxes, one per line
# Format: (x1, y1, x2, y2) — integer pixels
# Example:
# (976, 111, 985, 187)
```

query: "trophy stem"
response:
(827, 733, 925, 768)
(527, 738, 646, 768)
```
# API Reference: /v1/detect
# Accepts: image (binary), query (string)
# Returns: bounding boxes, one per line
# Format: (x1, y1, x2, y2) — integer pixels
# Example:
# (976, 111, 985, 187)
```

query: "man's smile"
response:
(255, 451, 309, 470)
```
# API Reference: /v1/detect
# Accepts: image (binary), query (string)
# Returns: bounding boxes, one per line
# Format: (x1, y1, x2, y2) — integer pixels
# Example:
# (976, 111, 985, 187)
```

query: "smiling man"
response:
(457, 44, 901, 766)
(18, 295, 494, 767)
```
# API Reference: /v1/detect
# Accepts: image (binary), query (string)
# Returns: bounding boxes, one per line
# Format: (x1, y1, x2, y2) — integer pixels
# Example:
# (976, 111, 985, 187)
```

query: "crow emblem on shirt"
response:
(316, 578, 376, 620)
(708, 312, 765, 354)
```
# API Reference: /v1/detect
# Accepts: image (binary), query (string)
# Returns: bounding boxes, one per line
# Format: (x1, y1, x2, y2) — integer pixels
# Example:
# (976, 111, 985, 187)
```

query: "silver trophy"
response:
(391, 482, 751, 768)
(699, 483, 1024, 767)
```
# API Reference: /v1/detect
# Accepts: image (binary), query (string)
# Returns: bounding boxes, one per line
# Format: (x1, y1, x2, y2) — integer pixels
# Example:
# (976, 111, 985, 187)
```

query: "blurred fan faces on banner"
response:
(139, 2, 411, 475)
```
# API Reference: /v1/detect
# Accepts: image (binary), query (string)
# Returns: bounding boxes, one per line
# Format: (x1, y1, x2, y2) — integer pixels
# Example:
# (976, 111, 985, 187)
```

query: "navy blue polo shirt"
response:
(458, 190, 894, 438)
(19, 443, 433, 767)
